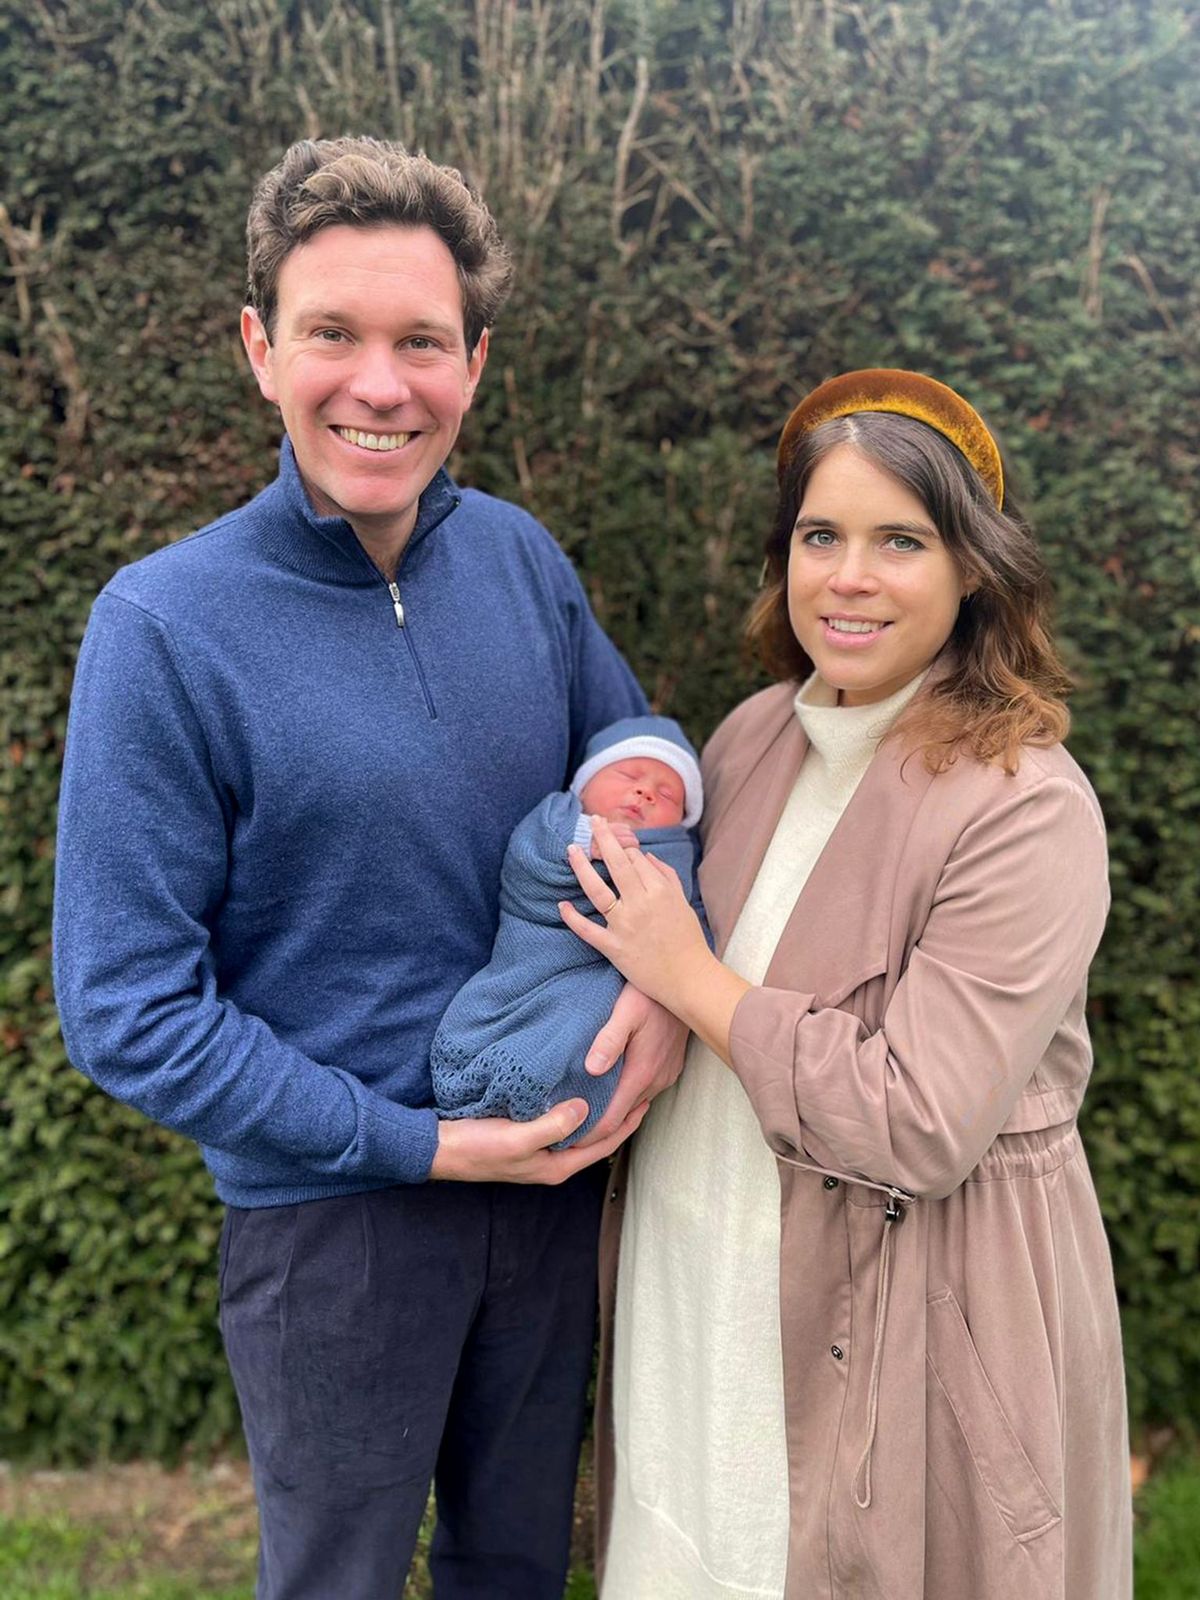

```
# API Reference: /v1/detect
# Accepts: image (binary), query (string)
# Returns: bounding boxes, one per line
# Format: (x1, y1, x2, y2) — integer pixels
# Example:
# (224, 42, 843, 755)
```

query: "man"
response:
(53, 137, 685, 1599)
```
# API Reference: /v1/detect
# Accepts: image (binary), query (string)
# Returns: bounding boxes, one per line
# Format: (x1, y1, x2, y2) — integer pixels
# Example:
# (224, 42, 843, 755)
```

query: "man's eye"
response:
(315, 329, 346, 342)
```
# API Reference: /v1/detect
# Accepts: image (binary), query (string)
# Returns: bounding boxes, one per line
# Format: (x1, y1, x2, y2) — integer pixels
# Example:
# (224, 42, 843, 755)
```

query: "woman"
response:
(561, 371, 1131, 1600)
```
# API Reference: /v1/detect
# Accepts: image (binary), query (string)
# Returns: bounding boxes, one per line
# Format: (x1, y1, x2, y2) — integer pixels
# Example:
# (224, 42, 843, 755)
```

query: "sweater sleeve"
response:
(53, 593, 438, 1185)
(728, 774, 1109, 1199)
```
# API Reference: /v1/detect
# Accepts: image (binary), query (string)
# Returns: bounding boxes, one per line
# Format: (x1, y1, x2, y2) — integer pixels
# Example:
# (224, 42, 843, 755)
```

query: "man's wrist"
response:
(428, 1119, 463, 1181)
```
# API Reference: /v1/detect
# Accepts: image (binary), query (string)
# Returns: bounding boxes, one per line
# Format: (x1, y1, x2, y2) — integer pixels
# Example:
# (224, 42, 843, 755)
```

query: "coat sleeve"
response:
(728, 772, 1110, 1199)
(53, 592, 439, 1185)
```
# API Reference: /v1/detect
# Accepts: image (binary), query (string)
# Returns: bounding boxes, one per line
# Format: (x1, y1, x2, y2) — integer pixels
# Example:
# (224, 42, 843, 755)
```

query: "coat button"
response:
(609, 1189, 620, 1202)
(823, 1176, 839, 1189)
(830, 1345, 844, 1361)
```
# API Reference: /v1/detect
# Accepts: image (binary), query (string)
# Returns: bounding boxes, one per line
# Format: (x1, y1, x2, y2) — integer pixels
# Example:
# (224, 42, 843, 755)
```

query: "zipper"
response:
(382, 576, 437, 719)
(365, 486, 462, 720)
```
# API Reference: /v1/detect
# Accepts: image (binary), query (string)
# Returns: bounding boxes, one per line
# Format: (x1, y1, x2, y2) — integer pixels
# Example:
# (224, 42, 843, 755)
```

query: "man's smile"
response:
(332, 425, 413, 452)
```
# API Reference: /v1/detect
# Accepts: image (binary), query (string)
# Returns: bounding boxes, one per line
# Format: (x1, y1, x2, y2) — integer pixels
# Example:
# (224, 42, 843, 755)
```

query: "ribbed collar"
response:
(250, 436, 463, 586)
(792, 670, 929, 790)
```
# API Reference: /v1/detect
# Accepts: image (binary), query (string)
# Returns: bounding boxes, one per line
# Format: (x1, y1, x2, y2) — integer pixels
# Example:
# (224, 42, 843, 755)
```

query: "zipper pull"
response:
(387, 581, 405, 628)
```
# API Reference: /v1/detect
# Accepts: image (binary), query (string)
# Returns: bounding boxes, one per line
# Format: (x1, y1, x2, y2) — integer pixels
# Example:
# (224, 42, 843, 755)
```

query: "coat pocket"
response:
(926, 1288, 1061, 1543)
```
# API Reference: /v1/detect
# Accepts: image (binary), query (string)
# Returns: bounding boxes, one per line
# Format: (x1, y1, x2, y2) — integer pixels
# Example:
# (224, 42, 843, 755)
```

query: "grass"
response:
(1, 1458, 1198, 1599)
(1134, 1458, 1200, 1599)
(0, 1513, 251, 1600)
(0, 1506, 598, 1600)
(0, 1515, 249, 1600)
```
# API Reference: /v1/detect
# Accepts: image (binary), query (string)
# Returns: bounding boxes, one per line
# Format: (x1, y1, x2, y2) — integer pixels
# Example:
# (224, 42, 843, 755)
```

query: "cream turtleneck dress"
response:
(602, 672, 927, 1600)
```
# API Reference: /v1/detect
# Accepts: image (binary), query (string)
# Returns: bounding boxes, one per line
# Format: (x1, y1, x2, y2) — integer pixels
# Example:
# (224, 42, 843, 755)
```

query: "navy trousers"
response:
(219, 1170, 606, 1600)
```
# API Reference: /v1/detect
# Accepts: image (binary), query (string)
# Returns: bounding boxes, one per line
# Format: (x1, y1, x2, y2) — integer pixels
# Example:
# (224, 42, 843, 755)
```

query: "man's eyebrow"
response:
(400, 316, 461, 338)
(291, 308, 461, 338)
(291, 306, 353, 325)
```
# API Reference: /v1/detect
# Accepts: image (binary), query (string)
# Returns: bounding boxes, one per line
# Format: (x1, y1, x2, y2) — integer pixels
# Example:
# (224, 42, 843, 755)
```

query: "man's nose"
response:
(347, 347, 413, 411)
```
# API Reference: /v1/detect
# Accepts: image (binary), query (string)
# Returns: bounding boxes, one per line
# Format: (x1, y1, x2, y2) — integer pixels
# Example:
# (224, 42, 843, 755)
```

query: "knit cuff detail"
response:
(354, 1094, 441, 1184)
(571, 813, 595, 852)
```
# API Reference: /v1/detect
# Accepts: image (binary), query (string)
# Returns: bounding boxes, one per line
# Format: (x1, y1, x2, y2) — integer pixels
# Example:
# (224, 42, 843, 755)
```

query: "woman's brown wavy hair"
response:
(745, 412, 1072, 774)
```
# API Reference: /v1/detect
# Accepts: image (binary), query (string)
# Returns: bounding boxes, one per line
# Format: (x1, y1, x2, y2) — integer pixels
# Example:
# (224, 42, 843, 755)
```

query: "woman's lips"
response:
(821, 617, 893, 648)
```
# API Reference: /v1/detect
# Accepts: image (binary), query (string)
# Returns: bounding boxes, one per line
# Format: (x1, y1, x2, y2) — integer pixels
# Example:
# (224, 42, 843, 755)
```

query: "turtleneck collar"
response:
(250, 436, 463, 586)
(792, 670, 929, 789)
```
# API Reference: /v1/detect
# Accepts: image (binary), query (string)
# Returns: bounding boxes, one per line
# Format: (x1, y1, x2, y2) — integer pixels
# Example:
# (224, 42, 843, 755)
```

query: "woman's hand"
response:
(560, 816, 751, 1059)
(589, 820, 639, 857)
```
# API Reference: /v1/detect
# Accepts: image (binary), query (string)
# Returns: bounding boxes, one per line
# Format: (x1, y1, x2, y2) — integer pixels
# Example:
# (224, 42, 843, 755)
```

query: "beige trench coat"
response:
(596, 680, 1132, 1600)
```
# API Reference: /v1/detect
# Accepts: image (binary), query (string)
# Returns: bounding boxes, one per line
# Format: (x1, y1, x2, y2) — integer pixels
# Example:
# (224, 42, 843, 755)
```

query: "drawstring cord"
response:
(851, 1197, 903, 1509)
(771, 1149, 915, 1512)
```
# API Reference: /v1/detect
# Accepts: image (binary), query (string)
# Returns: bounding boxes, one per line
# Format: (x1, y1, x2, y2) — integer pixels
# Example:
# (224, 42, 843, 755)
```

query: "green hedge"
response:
(2, 0, 1197, 1461)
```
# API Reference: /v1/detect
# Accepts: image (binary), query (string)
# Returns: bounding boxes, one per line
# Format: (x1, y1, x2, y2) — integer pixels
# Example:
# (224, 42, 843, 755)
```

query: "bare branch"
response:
(0, 202, 44, 329)
(612, 54, 650, 257)
(1120, 254, 1181, 340)
(503, 364, 534, 498)
(41, 300, 90, 447)
(1082, 185, 1111, 321)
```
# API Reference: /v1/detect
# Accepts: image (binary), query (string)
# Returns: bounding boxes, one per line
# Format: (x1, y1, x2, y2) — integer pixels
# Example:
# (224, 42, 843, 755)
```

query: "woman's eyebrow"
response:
(876, 520, 940, 538)
(794, 513, 939, 538)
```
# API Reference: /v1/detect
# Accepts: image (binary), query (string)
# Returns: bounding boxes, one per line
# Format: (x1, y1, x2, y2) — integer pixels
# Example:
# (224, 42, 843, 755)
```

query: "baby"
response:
(430, 716, 705, 1146)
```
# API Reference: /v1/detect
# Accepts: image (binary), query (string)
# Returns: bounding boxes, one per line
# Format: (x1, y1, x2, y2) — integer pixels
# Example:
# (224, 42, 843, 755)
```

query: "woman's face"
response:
(787, 443, 969, 706)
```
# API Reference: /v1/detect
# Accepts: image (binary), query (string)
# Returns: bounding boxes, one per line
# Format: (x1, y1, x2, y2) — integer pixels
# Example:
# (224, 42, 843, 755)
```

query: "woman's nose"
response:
(827, 550, 879, 593)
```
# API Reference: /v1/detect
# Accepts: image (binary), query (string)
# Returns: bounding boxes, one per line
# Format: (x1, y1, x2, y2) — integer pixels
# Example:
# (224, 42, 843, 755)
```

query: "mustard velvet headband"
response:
(777, 368, 1005, 510)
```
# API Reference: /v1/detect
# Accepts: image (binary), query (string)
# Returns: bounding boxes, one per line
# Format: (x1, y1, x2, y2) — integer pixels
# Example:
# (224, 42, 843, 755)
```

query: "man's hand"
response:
(573, 982, 688, 1148)
(429, 1096, 649, 1183)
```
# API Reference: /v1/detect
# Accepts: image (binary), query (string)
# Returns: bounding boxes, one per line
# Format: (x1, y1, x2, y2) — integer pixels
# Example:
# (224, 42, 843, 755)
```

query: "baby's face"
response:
(579, 756, 686, 829)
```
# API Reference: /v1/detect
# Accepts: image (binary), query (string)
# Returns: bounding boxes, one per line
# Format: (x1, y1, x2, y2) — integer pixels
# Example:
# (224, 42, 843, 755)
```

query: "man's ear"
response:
(463, 327, 489, 409)
(240, 307, 278, 404)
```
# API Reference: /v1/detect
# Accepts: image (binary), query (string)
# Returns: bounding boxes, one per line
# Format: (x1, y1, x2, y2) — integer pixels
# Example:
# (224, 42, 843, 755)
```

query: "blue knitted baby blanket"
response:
(430, 790, 701, 1146)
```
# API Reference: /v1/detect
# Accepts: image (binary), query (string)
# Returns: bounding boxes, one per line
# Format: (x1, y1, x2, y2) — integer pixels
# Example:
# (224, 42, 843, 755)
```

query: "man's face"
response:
(579, 757, 686, 829)
(241, 223, 487, 554)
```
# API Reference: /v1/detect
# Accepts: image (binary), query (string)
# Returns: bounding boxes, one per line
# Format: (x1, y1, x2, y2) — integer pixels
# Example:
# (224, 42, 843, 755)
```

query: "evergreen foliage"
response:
(2, 0, 1197, 1460)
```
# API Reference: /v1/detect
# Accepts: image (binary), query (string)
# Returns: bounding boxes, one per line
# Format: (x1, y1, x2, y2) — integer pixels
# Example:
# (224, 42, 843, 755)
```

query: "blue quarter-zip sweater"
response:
(53, 440, 647, 1206)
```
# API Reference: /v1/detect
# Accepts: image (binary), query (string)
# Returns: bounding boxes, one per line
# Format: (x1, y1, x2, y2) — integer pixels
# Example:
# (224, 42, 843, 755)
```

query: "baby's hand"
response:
(590, 820, 639, 856)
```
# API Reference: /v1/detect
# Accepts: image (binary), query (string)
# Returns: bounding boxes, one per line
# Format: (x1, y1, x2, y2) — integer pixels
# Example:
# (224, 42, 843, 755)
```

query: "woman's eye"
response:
(803, 529, 837, 547)
(888, 535, 924, 552)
